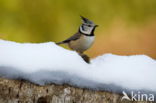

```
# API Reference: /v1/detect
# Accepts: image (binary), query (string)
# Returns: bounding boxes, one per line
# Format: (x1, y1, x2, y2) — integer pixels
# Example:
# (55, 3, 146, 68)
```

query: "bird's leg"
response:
(77, 52, 90, 64)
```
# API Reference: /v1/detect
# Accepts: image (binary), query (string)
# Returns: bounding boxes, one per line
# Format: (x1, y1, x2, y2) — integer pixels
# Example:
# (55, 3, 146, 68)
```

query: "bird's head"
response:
(79, 16, 98, 35)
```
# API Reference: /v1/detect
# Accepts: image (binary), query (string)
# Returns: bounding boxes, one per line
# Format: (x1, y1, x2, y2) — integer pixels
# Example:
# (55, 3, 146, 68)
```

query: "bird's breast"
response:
(69, 35, 95, 53)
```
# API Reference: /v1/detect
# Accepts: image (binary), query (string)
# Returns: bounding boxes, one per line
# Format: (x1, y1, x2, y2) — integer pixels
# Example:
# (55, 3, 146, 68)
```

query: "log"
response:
(0, 78, 151, 103)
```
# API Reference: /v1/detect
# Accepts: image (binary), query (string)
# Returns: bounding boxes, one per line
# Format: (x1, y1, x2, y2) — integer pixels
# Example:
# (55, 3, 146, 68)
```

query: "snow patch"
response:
(0, 39, 156, 94)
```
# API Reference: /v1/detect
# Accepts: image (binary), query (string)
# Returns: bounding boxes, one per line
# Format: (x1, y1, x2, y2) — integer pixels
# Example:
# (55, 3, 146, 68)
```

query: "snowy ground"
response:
(0, 39, 156, 94)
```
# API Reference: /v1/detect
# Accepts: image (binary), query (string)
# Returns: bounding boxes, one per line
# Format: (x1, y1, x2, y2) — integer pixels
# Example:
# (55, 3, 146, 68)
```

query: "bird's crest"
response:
(80, 16, 95, 25)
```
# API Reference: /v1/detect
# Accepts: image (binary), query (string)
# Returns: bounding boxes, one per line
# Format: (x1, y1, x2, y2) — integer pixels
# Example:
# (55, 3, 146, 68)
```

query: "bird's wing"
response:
(56, 33, 81, 44)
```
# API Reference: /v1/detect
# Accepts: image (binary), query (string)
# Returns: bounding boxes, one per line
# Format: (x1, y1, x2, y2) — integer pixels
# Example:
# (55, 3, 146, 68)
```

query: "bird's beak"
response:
(95, 25, 99, 27)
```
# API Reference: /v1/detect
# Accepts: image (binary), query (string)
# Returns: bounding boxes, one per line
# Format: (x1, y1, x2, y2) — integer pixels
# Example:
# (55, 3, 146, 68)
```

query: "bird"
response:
(56, 16, 98, 55)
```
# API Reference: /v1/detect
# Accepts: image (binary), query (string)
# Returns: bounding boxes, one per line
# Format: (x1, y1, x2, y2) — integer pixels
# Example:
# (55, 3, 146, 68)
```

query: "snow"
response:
(0, 39, 156, 94)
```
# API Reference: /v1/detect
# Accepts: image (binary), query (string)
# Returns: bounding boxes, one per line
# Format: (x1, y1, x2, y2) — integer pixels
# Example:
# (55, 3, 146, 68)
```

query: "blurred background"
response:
(0, 0, 156, 58)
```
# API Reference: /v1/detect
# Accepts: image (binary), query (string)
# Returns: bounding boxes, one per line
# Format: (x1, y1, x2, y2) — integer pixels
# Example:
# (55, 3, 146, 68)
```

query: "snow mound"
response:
(0, 39, 156, 94)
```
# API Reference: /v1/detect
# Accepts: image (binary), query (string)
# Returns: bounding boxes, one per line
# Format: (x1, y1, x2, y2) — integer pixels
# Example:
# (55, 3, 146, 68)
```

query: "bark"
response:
(0, 78, 154, 103)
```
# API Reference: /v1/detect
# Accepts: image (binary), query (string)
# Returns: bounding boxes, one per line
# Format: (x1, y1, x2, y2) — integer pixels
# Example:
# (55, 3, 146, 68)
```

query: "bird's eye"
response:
(88, 25, 92, 27)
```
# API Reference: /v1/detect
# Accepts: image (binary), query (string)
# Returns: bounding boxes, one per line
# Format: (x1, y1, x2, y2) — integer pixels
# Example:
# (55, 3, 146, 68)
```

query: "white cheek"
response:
(80, 26, 93, 35)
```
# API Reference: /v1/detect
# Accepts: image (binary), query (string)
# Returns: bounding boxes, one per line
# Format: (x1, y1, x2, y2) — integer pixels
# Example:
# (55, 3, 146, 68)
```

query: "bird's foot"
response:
(79, 53, 90, 64)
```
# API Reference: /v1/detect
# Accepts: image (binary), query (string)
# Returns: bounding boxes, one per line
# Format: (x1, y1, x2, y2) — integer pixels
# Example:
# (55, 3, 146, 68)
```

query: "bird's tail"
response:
(55, 41, 64, 45)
